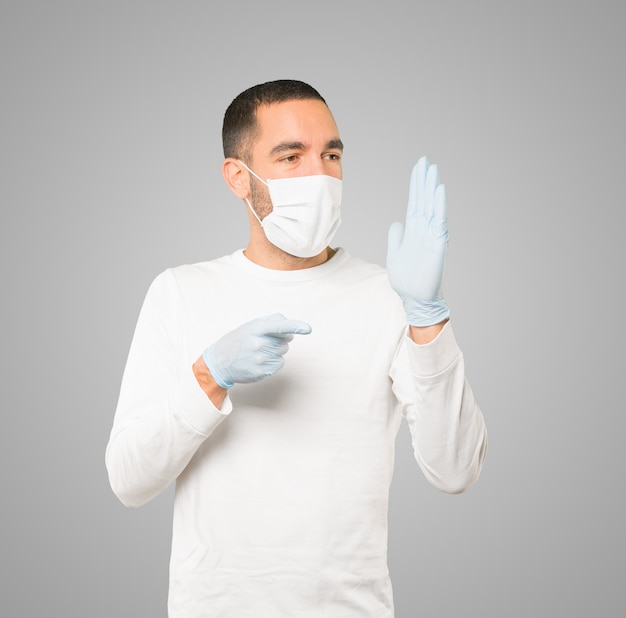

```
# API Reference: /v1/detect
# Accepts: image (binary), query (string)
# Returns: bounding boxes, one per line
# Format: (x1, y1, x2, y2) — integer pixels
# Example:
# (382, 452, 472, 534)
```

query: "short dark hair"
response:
(222, 79, 327, 162)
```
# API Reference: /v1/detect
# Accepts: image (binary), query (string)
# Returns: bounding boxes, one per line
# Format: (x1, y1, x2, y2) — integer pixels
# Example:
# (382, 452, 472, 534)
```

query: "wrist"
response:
(403, 298, 450, 328)
(409, 319, 448, 345)
(202, 346, 233, 389)
(193, 356, 228, 408)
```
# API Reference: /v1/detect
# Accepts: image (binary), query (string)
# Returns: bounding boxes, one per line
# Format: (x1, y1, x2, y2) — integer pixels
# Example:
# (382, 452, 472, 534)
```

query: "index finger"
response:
(407, 156, 428, 221)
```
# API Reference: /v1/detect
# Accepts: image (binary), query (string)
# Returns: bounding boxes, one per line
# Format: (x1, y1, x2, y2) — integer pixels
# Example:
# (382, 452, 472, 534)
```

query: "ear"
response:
(222, 158, 250, 199)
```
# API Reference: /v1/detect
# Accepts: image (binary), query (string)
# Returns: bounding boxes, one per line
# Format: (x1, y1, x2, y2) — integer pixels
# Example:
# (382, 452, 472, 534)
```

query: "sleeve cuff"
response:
(404, 321, 462, 378)
(170, 367, 233, 437)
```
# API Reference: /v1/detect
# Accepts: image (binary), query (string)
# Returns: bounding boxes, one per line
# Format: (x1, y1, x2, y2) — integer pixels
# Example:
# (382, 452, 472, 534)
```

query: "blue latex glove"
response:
(202, 313, 312, 388)
(387, 156, 450, 327)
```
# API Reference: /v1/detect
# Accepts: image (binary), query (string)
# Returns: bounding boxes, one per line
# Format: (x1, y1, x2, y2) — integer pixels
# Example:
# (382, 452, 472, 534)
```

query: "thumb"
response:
(279, 319, 313, 336)
(263, 317, 313, 337)
(387, 221, 404, 255)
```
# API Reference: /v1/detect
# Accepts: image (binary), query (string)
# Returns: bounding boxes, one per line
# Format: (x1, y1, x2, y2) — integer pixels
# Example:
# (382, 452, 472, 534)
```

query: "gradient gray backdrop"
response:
(2, 1, 624, 616)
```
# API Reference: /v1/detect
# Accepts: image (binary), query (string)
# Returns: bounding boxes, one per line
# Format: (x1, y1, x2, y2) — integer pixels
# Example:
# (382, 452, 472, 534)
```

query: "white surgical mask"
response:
(241, 162, 342, 258)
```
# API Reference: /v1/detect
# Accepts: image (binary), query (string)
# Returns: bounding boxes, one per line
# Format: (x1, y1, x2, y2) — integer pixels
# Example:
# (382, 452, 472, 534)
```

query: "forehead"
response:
(253, 99, 340, 153)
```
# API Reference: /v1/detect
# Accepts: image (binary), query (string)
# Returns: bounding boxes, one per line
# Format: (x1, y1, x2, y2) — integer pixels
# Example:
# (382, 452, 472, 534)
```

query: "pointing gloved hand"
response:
(202, 313, 312, 389)
(387, 156, 451, 327)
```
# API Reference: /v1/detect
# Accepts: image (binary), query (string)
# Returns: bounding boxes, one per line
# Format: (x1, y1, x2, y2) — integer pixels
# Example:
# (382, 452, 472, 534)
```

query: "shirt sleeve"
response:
(389, 322, 488, 494)
(105, 270, 232, 508)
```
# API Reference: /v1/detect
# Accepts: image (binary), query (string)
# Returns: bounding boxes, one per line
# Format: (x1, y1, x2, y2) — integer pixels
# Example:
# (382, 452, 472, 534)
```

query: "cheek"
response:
(250, 182, 273, 217)
(323, 160, 343, 179)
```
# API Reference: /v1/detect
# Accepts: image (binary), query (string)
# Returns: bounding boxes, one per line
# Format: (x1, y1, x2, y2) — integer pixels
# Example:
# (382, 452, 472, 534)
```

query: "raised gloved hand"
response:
(387, 156, 450, 327)
(202, 313, 312, 389)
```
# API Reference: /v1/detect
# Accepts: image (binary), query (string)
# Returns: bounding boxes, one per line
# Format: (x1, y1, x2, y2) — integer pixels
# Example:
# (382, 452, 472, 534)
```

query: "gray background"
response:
(2, 1, 624, 616)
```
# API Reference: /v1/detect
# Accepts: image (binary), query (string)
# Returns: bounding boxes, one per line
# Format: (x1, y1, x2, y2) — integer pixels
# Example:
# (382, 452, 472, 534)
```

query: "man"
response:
(106, 79, 487, 617)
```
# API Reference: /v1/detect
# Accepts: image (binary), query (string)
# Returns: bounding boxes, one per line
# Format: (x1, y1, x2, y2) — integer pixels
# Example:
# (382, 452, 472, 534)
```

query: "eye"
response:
(324, 152, 342, 161)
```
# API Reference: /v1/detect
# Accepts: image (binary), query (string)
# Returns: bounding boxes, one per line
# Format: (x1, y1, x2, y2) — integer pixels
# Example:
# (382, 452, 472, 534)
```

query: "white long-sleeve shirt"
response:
(106, 248, 487, 617)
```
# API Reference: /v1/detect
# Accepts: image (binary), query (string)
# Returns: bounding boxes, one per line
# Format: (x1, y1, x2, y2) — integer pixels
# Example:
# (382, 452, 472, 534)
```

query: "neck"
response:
(244, 241, 336, 271)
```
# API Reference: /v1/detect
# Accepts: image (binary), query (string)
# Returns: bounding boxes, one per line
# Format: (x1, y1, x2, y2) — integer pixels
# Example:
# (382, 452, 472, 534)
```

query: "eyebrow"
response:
(327, 139, 344, 151)
(269, 139, 344, 156)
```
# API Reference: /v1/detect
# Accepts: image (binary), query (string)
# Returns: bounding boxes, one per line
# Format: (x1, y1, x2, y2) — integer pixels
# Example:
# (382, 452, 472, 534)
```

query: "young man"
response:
(106, 79, 487, 617)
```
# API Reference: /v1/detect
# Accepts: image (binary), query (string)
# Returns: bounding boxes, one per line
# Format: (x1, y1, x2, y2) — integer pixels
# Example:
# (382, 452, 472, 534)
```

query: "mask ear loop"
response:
(239, 160, 269, 186)
(239, 160, 269, 227)
(245, 198, 264, 227)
